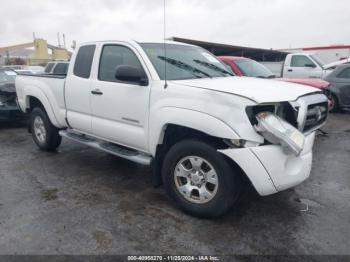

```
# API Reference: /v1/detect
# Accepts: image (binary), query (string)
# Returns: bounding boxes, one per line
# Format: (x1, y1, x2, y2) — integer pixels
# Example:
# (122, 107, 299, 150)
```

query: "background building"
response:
(0, 38, 71, 66)
(171, 37, 288, 62)
(172, 37, 350, 65)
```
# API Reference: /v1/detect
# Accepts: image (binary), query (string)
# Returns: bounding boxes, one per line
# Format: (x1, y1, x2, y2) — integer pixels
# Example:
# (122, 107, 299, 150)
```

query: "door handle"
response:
(91, 89, 103, 95)
(288, 69, 293, 72)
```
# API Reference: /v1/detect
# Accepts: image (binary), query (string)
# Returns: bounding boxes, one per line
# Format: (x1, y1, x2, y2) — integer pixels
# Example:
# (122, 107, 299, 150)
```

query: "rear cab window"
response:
(73, 45, 96, 78)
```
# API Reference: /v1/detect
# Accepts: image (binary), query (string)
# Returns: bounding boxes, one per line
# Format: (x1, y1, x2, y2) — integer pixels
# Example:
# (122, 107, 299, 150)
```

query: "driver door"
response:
(284, 55, 322, 78)
(90, 44, 151, 151)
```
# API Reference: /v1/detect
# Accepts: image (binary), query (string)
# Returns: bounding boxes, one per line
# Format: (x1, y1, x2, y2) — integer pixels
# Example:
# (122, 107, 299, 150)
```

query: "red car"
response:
(219, 56, 335, 111)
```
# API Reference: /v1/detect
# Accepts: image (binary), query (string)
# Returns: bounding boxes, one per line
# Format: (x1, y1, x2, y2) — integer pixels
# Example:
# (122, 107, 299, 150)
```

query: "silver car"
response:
(325, 64, 350, 112)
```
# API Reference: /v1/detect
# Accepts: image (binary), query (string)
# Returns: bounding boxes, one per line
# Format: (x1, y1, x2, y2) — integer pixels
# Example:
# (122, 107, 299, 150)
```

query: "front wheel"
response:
(162, 140, 240, 218)
(30, 107, 62, 151)
(328, 93, 339, 113)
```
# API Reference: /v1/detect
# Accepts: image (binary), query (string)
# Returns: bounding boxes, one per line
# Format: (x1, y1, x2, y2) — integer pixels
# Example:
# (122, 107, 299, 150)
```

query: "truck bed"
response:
(17, 72, 67, 79)
(15, 73, 68, 128)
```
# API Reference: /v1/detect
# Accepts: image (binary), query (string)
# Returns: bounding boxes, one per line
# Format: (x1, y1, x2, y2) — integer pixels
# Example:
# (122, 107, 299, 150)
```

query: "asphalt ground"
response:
(0, 113, 349, 255)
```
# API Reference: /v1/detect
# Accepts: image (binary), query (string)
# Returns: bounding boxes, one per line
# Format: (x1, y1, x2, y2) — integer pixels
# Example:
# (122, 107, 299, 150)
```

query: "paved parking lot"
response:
(0, 113, 349, 255)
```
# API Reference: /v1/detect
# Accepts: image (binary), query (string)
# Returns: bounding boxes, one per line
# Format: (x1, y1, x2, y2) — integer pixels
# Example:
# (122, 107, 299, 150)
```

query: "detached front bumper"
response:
(219, 132, 315, 196)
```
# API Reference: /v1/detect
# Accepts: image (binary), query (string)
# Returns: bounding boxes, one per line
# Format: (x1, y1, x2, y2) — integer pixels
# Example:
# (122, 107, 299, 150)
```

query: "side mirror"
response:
(305, 63, 316, 68)
(115, 65, 148, 86)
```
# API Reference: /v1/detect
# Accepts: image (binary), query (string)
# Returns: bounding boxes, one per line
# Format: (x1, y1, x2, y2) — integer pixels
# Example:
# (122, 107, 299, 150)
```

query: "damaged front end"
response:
(0, 82, 23, 121)
(219, 93, 328, 196)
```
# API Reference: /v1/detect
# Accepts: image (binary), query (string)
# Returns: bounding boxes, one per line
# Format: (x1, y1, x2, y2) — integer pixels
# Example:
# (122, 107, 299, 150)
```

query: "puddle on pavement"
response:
(40, 188, 58, 201)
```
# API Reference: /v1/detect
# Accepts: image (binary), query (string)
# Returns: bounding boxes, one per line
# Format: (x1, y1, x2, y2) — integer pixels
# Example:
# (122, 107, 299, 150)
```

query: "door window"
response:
(291, 55, 315, 67)
(337, 67, 350, 79)
(98, 45, 144, 83)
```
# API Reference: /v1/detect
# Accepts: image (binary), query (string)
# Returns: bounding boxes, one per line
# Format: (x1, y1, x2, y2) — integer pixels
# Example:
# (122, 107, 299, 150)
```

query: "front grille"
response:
(303, 102, 328, 132)
(294, 93, 328, 133)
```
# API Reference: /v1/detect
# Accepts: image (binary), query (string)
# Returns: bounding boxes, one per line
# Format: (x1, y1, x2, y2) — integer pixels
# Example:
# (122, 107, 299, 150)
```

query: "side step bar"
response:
(59, 130, 152, 166)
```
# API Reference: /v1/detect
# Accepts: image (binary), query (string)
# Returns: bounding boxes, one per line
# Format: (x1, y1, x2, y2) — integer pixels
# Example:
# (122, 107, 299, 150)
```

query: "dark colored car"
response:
(0, 69, 23, 121)
(324, 64, 350, 111)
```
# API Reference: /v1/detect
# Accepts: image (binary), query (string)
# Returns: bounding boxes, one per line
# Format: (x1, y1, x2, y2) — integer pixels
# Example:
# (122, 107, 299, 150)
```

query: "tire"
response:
(329, 93, 339, 113)
(30, 107, 62, 151)
(162, 140, 240, 218)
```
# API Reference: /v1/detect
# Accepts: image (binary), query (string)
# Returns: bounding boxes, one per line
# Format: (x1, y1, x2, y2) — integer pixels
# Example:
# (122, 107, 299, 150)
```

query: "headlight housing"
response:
(255, 111, 305, 155)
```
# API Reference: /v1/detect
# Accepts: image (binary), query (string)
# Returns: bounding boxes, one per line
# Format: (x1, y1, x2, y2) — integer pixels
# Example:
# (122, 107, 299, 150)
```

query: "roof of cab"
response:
(78, 39, 193, 47)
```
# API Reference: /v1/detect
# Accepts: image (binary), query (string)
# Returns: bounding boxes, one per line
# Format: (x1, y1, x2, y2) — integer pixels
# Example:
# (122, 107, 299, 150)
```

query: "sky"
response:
(0, 0, 349, 50)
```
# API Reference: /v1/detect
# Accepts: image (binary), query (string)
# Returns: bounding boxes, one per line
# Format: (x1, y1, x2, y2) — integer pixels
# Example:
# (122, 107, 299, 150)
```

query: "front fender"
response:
(148, 107, 240, 155)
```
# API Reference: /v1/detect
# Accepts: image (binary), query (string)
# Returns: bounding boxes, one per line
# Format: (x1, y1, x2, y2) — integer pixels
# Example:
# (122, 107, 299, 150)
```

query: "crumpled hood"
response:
(0, 82, 16, 104)
(0, 82, 16, 93)
(172, 76, 319, 104)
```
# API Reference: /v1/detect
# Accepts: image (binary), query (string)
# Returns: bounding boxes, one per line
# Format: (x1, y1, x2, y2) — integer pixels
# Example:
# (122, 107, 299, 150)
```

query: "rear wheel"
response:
(162, 140, 240, 218)
(30, 107, 62, 151)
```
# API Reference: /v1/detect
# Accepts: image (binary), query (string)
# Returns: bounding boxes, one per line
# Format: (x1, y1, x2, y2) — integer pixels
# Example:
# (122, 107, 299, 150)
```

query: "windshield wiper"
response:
(157, 56, 211, 78)
(257, 75, 275, 79)
(193, 59, 234, 76)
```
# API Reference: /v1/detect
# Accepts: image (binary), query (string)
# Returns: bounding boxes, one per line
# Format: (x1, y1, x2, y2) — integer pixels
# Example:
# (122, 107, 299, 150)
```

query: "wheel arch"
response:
(25, 92, 60, 127)
(149, 108, 242, 189)
(150, 123, 254, 191)
(149, 107, 240, 156)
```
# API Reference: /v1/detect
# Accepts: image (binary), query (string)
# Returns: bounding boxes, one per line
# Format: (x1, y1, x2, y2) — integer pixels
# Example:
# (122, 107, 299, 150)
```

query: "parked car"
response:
(11, 65, 45, 75)
(16, 40, 328, 217)
(324, 64, 350, 111)
(258, 53, 339, 79)
(0, 69, 23, 121)
(219, 56, 335, 111)
(44, 61, 69, 75)
(322, 58, 350, 71)
(1, 65, 24, 70)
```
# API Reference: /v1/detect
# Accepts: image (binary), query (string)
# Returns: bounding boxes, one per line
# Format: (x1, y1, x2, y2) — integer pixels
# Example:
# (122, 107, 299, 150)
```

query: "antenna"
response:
(57, 32, 61, 47)
(163, 0, 168, 89)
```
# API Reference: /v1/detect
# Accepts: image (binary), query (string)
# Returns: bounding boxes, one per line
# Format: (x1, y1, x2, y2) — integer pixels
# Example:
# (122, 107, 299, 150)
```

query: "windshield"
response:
(310, 55, 326, 68)
(235, 59, 275, 78)
(0, 71, 16, 83)
(140, 43, 233, 80)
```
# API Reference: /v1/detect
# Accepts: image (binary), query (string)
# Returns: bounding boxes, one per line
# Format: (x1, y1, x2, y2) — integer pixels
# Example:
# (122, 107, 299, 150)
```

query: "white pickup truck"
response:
(262, 53, 335, 79)
(16, 40, 328, 217)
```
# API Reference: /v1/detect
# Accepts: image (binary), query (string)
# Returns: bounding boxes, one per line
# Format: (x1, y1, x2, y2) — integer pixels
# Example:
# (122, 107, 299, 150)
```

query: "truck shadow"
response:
(51, 140, 306, 222)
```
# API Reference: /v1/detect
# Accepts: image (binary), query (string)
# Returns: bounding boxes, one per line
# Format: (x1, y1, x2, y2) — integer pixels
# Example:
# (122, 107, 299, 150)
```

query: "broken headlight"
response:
(255, 111, 305, 156)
